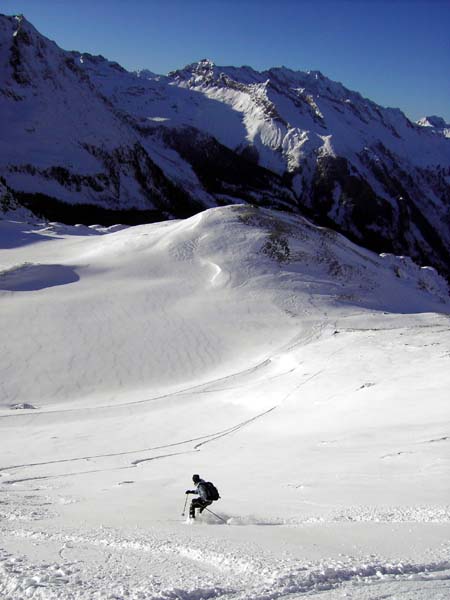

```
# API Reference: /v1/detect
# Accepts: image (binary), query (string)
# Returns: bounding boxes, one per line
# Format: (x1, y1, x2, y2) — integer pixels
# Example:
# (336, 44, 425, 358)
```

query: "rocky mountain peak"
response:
(1, 12, 84, 90)
(168, 58, 217, 83)
(417, 116, 450, 138)
(417, 115, 448, 128)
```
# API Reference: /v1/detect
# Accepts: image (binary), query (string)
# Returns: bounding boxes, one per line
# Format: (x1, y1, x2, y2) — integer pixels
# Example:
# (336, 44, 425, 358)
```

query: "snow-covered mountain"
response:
(1, 14, 450, 280)
(417, 115, 450, 138)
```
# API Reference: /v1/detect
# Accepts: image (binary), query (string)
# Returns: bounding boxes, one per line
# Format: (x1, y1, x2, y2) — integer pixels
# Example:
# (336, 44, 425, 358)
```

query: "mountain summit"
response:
(1, 14, 449, 278)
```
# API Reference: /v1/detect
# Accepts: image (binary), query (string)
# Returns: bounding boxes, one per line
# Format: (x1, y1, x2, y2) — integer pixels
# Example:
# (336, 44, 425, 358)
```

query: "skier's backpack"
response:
(202, 481, 220, 501)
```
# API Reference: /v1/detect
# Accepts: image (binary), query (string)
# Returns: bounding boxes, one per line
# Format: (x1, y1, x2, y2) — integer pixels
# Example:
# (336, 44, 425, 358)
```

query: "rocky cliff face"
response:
(1, 16, 449, 279)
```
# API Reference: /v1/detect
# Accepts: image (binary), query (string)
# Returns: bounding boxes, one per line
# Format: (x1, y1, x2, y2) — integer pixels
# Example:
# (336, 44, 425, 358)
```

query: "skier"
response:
(185, 474, 219, 519)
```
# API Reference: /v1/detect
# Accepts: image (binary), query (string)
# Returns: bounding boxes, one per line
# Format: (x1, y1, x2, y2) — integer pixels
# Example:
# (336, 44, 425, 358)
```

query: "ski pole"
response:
(204, 507, 227, 523)
(181, 494, 188, 516)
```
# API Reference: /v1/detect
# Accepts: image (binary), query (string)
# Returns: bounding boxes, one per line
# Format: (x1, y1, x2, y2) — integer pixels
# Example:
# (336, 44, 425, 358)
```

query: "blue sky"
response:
(3, 0, 450, 121)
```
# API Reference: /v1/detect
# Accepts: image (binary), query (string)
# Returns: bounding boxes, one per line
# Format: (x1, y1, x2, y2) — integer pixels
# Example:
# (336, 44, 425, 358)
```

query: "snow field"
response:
(1, 205, 450, 598)
(1, 526, 450, 600)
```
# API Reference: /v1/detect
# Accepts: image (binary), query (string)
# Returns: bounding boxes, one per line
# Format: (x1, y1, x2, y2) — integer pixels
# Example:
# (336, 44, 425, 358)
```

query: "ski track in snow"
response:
(0, 407, 277, 485)
(0, 349, 282, 420)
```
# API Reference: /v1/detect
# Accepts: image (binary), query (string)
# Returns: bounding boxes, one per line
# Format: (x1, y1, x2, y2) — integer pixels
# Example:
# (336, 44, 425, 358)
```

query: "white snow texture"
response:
(1, 205, 450, 599)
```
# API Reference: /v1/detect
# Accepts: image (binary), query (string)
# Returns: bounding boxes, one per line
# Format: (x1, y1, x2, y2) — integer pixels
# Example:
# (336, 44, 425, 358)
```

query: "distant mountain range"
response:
(1, 14, 449, 279)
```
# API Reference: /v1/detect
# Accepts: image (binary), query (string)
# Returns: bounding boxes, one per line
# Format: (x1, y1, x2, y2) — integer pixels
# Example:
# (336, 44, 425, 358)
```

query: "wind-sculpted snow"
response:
(1, 206, 450, 598)
(0, 205, 447, 409)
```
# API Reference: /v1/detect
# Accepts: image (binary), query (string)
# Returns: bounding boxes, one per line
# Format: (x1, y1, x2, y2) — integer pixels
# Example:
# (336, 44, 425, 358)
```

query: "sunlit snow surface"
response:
(1, 205, 450, 599)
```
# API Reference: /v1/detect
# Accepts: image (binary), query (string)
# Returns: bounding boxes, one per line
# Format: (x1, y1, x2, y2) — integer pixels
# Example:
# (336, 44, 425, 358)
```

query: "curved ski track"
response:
(0, 408, 277, 484)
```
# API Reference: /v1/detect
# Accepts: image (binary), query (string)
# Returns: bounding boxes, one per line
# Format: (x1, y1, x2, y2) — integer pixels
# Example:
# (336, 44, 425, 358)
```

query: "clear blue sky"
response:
(3, 0, 450, 122)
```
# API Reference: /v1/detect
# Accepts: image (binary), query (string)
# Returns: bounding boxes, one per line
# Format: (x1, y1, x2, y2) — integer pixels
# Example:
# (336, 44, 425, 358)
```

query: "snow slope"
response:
(1, 205, 450, 599)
